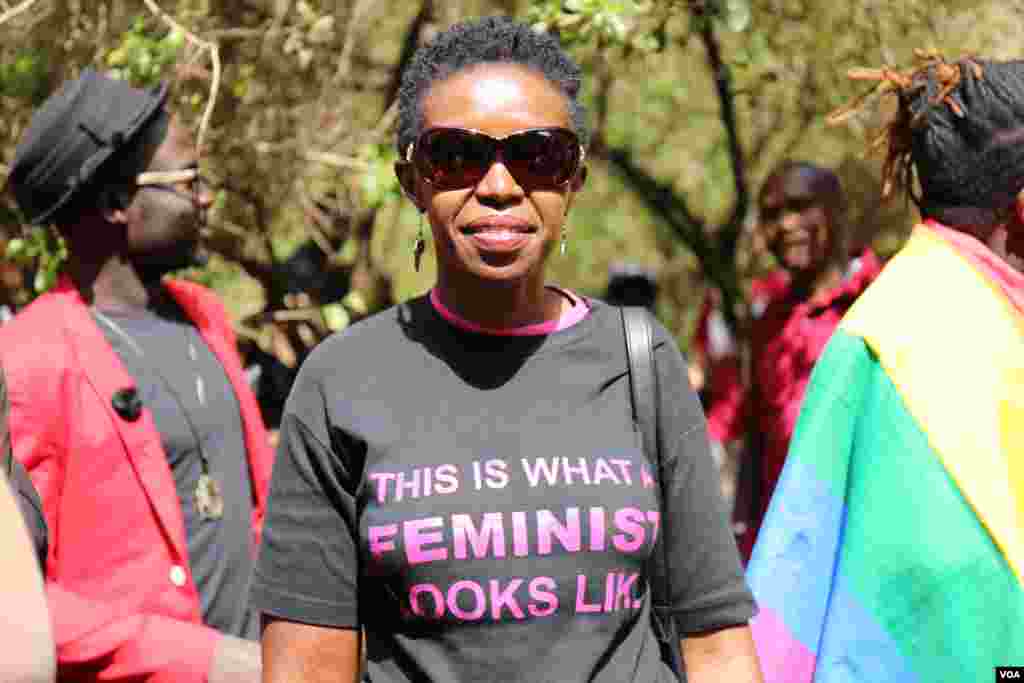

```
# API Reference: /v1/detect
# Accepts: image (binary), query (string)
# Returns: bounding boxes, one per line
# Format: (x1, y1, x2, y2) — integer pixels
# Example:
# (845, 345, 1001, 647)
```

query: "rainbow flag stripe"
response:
(748, 225, 1024, 682)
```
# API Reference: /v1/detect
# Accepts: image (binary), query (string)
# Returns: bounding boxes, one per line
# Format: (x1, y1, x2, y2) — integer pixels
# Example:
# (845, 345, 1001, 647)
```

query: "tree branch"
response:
(0, 0, 39, 26)
(601, 145, 710, 265)
(334, 0, 378, 84)
(382, 0, 433, 107)
(141, 0, 221, 152)
(693, 1, 749, 259)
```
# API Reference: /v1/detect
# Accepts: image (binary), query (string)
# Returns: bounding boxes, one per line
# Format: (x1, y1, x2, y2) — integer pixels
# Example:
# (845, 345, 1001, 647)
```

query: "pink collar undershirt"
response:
(429, 287, 590, 336)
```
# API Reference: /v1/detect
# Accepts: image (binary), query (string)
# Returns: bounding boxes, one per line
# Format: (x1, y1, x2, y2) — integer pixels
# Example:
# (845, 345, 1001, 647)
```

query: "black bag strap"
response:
(622, 306, 657, 462)
(621, 307, 684, 680)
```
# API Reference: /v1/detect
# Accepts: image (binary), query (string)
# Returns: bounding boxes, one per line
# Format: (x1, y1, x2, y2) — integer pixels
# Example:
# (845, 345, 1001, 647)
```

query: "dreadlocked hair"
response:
(396, 16, 588, 157)
(828, 50, 1024, 227)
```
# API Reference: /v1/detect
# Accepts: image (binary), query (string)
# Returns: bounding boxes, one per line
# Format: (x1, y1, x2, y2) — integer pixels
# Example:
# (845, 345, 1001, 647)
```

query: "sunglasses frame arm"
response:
(136, 168, 200, 187)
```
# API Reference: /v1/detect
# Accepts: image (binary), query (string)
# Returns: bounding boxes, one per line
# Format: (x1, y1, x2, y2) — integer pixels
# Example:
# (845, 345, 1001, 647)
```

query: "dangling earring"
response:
(414, 214, 426, 272)
(560, 229, 567, 256)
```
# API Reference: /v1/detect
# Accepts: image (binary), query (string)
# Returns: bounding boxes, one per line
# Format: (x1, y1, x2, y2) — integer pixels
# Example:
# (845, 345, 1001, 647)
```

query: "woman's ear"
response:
(563, 165, 588, 215)
(99, 188, 129, 225)
(395, 161, 422, 212)
(1014, 188, 1024, 227)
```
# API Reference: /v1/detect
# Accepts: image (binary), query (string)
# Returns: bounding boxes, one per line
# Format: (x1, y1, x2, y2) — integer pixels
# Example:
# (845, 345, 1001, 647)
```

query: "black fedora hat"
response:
(8, 68, 169, 225)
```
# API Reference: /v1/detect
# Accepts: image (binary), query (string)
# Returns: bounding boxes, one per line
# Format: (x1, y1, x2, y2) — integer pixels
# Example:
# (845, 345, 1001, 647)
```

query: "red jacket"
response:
(694, 251, 883, 559)
(0, 277, 273, 682)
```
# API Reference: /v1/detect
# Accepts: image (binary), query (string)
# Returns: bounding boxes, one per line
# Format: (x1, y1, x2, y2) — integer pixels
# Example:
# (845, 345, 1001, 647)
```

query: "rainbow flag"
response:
(747, 223, 1024, 682)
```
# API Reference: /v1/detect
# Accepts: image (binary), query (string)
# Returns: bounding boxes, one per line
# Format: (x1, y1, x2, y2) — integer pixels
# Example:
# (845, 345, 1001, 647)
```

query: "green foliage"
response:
(5, 227, 67, 294)
(0, 48, 50, 103)
(527, 0, 753, 54)
(361, 143, 402, 210)
(0, 0, 1015, 338)
(320, 302, 350, 331)
(105, 17, 185, 88)
(728, 28, 768, 68)
(527, 0, 641, 47)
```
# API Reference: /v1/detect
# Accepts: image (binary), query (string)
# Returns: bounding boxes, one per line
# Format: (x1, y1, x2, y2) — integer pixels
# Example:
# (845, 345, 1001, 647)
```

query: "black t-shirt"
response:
(95, 299, 257, 639)
(251, 297, 754, 682)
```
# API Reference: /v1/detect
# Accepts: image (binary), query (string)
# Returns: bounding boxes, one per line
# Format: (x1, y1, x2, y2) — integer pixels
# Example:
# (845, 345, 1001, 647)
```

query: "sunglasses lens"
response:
(504, 129, 580, 187)
(415, 128, 581, 189)
(419, 129, 492, 189)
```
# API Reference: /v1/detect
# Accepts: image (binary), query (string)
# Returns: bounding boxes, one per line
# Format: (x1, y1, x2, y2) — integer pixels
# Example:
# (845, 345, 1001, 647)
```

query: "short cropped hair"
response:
(396, 16, 589, 157)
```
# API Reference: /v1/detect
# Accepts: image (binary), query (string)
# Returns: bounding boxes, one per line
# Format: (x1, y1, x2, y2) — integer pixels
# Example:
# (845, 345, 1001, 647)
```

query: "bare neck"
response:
(63, 222, 165, 314)
(434, 271, 564, 329)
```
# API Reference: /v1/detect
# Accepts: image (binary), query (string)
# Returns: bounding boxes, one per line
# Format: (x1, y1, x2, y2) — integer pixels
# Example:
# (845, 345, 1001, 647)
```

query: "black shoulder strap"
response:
(618, 307, 684, 679)
(622, 306, 657, 462)
(621, 307, 685, 680)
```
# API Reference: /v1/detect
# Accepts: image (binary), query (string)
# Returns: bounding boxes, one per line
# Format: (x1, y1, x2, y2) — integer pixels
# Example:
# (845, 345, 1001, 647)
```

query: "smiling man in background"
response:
(695, 161, 881, 560)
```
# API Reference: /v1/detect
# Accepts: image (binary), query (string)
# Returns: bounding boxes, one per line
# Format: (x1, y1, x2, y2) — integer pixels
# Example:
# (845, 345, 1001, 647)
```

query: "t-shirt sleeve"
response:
(249, 357, 363, 629)
(650, 324, 756, 635)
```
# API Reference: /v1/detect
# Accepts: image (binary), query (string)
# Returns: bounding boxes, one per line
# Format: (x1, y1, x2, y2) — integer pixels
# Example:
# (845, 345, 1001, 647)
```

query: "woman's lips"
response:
(461, 217, 536, 253)
(467, 230, 531, 253)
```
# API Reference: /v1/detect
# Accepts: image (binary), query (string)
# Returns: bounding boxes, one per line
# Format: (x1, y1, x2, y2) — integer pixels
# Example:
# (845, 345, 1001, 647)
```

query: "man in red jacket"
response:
(2, 69, 272, 682)
(693, 162, 882, 561)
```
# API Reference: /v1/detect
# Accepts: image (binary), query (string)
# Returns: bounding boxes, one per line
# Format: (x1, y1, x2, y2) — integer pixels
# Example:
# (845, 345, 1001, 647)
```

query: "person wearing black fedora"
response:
(0, 68, 273, 683)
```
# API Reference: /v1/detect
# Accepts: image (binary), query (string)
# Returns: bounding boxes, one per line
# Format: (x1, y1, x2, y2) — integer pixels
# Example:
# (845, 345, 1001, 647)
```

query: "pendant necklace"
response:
(94, 309, 224, 520)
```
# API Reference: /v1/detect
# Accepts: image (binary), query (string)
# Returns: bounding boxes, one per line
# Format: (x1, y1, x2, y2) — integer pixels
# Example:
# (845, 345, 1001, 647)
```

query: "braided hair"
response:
(396, 16, 589, 157)
(829, 51, 1024, 227)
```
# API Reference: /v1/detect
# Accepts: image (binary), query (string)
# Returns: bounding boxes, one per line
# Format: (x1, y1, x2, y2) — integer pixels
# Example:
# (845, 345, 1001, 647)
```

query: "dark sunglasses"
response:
(407, 127, 585, 191)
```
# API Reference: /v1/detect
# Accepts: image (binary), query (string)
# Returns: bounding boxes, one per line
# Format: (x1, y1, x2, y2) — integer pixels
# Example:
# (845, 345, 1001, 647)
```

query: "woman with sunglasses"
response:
(253, 16, 761, 683)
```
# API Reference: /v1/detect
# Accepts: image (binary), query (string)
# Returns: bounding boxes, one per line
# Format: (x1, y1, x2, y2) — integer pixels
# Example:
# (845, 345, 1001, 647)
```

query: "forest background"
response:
(0, 0, 1019, 389)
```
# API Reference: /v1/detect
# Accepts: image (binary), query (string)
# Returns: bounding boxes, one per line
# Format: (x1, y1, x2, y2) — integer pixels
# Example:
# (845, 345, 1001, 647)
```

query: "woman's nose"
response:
(475, 159, 525, 203)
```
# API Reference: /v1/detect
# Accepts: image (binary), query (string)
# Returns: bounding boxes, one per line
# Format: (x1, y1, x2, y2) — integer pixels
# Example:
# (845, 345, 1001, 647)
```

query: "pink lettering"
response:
(447, 580, 486, 620)
(368, 524, 398, 559)
(613, 508, 647, 553)
(537, 508, 581, 555)
(484, 459, 509, 488)
(575, 574, 602, 613)
(404, 517, 448, 565)
(512, 511, 529, 557)
(562, 457, 591, 485)
(615, 572, 639, 610)
(646, 510, 660, 547)
(409, 584, 444, 619)
(396, 469, 421, 501)
(592, 458, 621, 485)
(369, 472, 396, 503)
(452, 513, 506, 560)
(641, 463, 655, 489)
(603, 572, 616, 612)
(589, 507, 607, 551)
(434, 464, 459, 495)
(489, 579, 525, 620)
(610, 459, 633, 484)
(521, 457, 560, 487)
(528, 576, 558, 617)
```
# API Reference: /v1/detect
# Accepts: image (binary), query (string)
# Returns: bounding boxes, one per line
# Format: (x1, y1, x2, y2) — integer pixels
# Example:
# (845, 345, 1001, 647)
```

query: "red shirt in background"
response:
(696, 249, 883, 559)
